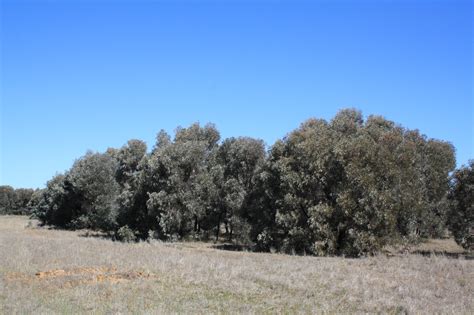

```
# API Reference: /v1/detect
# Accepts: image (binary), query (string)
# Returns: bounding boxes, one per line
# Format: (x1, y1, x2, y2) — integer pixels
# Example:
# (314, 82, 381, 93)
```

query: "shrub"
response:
(116, 225, 137, 242)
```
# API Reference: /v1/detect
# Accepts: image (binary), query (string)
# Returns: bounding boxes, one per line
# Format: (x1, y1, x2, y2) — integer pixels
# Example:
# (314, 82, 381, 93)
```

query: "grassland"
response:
(0, 216, 473, 314)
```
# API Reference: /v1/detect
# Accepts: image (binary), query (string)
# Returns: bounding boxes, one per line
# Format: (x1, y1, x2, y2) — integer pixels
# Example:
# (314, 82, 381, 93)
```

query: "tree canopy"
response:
(448, 161, 474, 250)
(3, 109, 467, 256)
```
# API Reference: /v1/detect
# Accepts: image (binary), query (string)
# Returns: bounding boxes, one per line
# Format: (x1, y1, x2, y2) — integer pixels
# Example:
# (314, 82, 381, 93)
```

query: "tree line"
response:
(0, 186, 36, 215)
(2, 109, 472, 256)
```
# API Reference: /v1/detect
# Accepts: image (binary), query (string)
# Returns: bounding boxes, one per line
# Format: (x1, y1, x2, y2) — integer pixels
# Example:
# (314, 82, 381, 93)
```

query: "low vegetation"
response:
(0, 216, 472, 314)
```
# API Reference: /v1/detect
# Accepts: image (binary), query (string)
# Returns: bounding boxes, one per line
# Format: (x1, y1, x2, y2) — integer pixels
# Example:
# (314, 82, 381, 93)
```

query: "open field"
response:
(1, 216, 473, 314)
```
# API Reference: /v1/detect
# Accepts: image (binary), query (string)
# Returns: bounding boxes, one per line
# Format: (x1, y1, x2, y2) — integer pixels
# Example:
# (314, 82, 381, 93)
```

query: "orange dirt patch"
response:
(5, 266, 158, 288)
(35, 266, 118, 279)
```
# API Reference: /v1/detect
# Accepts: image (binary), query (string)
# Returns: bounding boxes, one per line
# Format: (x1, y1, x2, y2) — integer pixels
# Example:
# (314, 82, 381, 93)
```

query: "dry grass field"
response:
(0, 216, 473, 314)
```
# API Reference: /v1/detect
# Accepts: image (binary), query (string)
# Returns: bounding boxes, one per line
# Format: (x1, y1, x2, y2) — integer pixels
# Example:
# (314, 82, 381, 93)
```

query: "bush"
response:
(256, 229, 274, 251)
(116, 225, 137, 242)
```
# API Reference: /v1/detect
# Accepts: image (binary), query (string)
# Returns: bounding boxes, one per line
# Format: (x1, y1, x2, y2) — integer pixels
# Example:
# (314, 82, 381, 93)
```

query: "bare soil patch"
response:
(5, 266, 158, 288)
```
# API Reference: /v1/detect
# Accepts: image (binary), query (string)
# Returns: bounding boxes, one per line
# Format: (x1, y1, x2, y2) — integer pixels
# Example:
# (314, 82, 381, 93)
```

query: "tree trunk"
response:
(215, 214, 221, 242)
(194, 216, 198, 232)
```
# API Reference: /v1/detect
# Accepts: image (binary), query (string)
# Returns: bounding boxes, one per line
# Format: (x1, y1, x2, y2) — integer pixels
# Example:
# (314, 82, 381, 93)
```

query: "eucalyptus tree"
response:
(13, 188, 35, 214)
(448, 161, 474, 250)
(331, 112, 403, 255)
(115, 139, 147, 187)
(264, 117, 342, 254)
(145, 123, 221, 239)
(0, 186, 35, 215)
(0, 186, 16, 214)
(26, 109, 459, 256)
(419, 139, 456, 237)
(33, 151, 120, 230)
(33, 174, 69, 226)
(114, 140, 150, 236)
(261, 109, 455, 256)
(390, 129, 455, 239)
(210, 137, 266, 242)
(65, 151, 120, 230)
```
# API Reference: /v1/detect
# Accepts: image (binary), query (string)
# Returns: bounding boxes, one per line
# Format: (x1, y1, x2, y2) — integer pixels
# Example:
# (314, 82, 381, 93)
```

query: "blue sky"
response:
(1, 0, 472, 189)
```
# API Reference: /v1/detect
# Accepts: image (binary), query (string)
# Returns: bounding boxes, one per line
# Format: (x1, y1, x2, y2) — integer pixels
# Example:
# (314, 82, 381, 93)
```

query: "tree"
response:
(12, 188, 35, 215)
(34, 152, 120, 230)
(26, 109, 460, 257)
(144, 123, 221, 239)
(211, 137, 266, 242)
(0, 186, 16, 214)
(66, 151, 120, 230)
(33, 174, 69, 226)
(115, 139, 147, 187)
(259, 109, 455, 256)
(0, 186, 35, 215)
(114, 140, 150, 237)
(448, 161, 474, 250)
(263, 118, 343, 254)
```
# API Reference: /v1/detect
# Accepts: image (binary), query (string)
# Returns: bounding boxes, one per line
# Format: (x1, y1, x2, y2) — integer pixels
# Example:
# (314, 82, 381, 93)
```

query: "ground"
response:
(0, 216, 472, 314)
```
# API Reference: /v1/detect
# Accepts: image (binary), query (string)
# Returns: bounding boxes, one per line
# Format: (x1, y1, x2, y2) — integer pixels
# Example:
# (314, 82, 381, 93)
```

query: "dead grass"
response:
(411, 238, 467, 254)
(0, 215, 473, 314)
(5, 266, 158, 289)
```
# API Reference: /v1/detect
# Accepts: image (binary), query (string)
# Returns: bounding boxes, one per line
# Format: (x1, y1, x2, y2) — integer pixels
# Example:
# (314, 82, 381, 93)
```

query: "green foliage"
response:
(259, 109, 455, 256)
(115, 139, 147, 187)
(114, 139, 150, 237)
(0, 186, 35, 215)
(144, 123, 221, 239)
(116, 225, 138, 242)
(34, 152, 120, 230)
(32, 174, 68, 224)
(448, 161, 474, 250)
(67, 152, 120, 230)
(24, 109, 461, 257)
(212, 137, 266, 241)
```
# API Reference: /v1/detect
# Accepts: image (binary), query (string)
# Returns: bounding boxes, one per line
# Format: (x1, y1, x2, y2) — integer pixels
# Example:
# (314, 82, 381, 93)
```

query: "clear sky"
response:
(1, 0, 472, 189)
